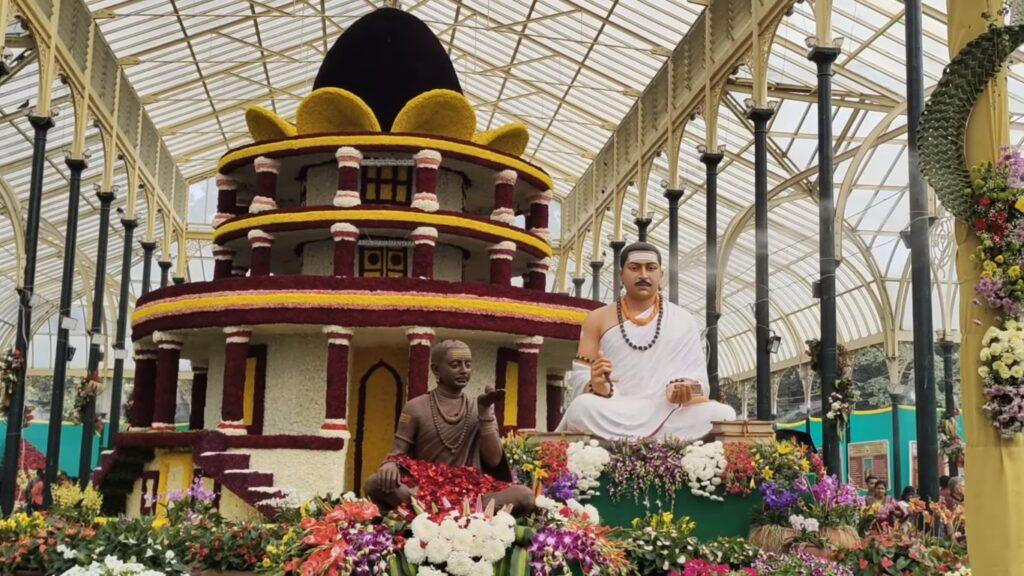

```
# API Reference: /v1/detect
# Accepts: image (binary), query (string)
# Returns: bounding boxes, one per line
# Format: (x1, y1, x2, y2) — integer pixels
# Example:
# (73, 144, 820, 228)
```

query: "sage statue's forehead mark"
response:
(444, 345, 472, 362)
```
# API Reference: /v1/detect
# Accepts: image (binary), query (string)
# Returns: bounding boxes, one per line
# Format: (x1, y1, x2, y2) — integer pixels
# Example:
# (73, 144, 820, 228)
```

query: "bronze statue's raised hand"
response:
(477, 385, 504, 410)
(378, 461, 401, 493)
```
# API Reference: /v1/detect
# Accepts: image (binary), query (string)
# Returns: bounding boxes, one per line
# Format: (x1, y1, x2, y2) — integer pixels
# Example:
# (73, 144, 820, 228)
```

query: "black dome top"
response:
(313, 8, 463, 132)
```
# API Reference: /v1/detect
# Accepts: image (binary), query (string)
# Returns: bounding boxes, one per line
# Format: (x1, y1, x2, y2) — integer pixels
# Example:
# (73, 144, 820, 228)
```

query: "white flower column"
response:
(411, 226, 438, 279)
(488, 241, 516, 286)
(331, 223, 359, 277)
(321, 326, 354, 438)
(214, 176, 238, 227)
(189, 362, 209, 430)
(128, 344, 157, 429)
(251, 156, 281, 213)
(152, 331, 184, 431)
(218, 327, 252, 435)
(212, 247, 235, 280)
(412, 150, 441, 212)
(406, 327, 435, 400)
(526, 258, 551, 292)
(527, 190, 552, 240)
(515, 336, 543, 431)
(491, 170, 517, 224)
(248, 229, 274, 277)
(334, 147, 362, 208)
(545, 371, 565, 432)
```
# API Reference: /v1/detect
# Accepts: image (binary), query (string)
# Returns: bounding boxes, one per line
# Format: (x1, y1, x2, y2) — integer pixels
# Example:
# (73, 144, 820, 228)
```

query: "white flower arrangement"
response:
(534, 495, 601, 525)
(788, 514, 820, 533)
(680, 441, 726, 501)
(404, 508, 517, 575)
(60, 556, 171, 576)
(566, 440, 610, 498)
(942, 567, 971, 576)
(979, 319, 1024, 380)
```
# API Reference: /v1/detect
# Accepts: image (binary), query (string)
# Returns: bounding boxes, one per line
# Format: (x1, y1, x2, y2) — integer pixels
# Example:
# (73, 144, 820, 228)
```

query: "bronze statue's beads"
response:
(428, 389, 472, 453)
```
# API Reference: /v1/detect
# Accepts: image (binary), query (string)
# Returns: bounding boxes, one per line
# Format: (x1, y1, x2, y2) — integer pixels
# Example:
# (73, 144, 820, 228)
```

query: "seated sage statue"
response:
(557, 241, 737, 441)
(364, 339, 535, 515)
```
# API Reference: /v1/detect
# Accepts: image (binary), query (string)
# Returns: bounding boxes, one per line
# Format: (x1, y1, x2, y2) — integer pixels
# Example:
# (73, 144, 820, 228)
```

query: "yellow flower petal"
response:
(473, 124, 530, 157)
(245, 106, 297, 142)
(296, 88, 381, 135)
(392, 89, 476, 140)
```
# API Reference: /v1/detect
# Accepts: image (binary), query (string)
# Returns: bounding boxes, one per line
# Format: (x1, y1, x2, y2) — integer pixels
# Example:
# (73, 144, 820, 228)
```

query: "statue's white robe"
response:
(557, 301, 737, 441)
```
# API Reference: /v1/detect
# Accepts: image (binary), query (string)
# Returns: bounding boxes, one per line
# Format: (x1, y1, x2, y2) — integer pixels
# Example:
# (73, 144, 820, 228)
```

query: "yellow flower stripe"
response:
(132, 291, 587, 326)
(212, 209, 553, 257)
(216, 134, 554, 191)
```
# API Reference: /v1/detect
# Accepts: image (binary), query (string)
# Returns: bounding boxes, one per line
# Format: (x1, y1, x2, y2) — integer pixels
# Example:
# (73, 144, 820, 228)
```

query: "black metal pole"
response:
(106, 218, 136, 450)
(940, 338, 958, 477)
(748, 106, 774, 421)
(572, 277, 585, 299)
(140, 241, 156, 295)
(891, 392, 903, 494)
(78, 191, 114, 487)
(610, 240, 625, 299)
(172, 275, 185, 286)
(809, 44, 843, 475)
(664, 188, 683, 305)
(1, 115, 53, 515)
(158, 260, 172, 288)
(905, 0, 939, 502)
(43, 156, 86, 506)
(590, 261, 603, 302)
(702, 153, 724, 400)
(634, 217, 652, 242)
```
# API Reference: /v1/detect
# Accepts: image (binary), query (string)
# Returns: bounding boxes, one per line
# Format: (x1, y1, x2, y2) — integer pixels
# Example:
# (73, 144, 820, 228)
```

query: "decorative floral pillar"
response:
(411, 227, 438, 279)
(515, 337, 542, 431)
(545, 371, 565, 431)
(334, 147, 362, 208)
(251, 156, 280, 213)
(528, 191, 551, 240)
(412, 150, 441, 212)
(151, 331, 184, 431)
(214, 176, 238, 227)
(526, 258, 551, 291)
(322, 326, 353, 437)
(406, 327, 435, 400)
(248, 229, 274, 276)
(491, 170, 517, 224)
(212, 247, 235, 280)
(189, 362, 208, 430)
(488, 241, 516, 285)
(331, 223, 359, 277)
(128, 345, 157, 428)
(218, 327, 251, 435)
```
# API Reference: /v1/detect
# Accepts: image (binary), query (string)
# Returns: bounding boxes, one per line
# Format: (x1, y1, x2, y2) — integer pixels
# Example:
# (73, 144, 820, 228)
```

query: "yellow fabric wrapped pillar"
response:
(947, 4, 1023, 574)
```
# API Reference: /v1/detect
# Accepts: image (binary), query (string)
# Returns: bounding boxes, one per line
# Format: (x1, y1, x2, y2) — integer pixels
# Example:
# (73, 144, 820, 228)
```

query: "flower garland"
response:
(938, 411, 965, 465)
(806, 339, 858, 436)
(978, 318, 1024, 438)
(1, 348, 24, 413)
(72, 372, 104, 426)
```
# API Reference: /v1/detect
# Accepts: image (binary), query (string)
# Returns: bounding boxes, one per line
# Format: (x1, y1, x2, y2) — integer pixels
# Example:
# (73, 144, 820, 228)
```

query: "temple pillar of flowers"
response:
(331, 223, 359, 277)
(189, 362, 208, 430)
(321, 326, 353, 438)
(515, 336, 542, 430)
(212, 247, 235, 280)
(218, 327, 252, 435)
(128, 344, 157, 429)
(545, 370, 564, 431)
(491, 170, 516, 224)
(151, 331, 184, 431)
(411, 226, 438, 279)
(412, 150, 441, 212)
(251, 156, 280, 213)
(406, 327, 435, 400)
(526, 258, 550, 292)
(248, 230, 274, 276)
(528, 190, 551, 240)
(488, 241, 515, 286)
(214, 176, 238, 227)
(334, 147, 363, 207)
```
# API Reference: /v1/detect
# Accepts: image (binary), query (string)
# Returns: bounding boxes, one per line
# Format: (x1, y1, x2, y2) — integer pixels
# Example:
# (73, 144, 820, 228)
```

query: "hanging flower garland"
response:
(805, 339, 859, 437)
(72, 371, 104, 425)
(1, 347, 24, 413)
(938, 410, 966, 465)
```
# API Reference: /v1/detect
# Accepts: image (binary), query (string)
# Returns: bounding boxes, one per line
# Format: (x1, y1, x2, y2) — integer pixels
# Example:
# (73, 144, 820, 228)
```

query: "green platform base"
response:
(588, 475, 761, 540)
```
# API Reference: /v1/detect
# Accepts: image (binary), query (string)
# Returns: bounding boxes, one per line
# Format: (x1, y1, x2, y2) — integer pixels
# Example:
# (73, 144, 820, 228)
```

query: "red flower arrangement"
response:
(390, 455, 508, 520)
(721, 443, 759, 496)
(537, 440, 570, 487)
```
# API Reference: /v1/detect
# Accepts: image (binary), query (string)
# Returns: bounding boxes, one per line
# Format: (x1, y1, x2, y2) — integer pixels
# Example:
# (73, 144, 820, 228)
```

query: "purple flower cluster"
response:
(809, 475, 864, 509)
(976, 276, 1024, 317)
(341, 524, 396, 575)
(982, 383, 1024, 439)
(529, 526, 601, 576)
(753, 552, 853, 576)
(606, 438, 688, 502)
(999, 146, 1024, 189)
(759, 481, 802, 511)
(545, 473, 580, 503)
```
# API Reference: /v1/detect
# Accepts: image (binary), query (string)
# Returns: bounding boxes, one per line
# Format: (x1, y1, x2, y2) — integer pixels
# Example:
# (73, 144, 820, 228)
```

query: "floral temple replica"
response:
(94, 9, 600, 519)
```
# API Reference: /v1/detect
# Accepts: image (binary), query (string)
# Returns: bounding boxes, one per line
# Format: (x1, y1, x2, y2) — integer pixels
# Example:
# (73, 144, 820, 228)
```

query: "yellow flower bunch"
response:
(0, 512, 46, 537)
(151, 516, 170, 531)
